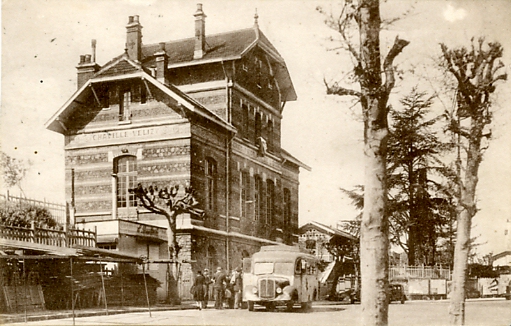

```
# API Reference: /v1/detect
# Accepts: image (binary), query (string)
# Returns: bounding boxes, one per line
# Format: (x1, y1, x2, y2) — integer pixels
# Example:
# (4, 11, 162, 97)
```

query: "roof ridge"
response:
(142, 27, 255, 48)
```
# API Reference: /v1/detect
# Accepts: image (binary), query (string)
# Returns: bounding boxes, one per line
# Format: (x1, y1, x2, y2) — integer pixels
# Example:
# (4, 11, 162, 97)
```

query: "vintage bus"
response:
(243, 245, 319, 311)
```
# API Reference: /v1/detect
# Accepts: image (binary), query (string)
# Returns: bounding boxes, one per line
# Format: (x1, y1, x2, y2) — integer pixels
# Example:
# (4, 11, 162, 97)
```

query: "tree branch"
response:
(383, 36, 410, 92)
(324, 78, 362, 97)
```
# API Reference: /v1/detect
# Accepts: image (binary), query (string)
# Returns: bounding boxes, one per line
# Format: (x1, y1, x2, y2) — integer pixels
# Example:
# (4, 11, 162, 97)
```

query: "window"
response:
(255, 112, 262, 143)
(207, 245, 217, 271)
(283, 188, 291, 229)
(119, 89, 131, 121)
(140, 83, 147, 104)
(240, 171, 249, 218)
(266, 180, 274, 225)
(254, 175, 265, 221)
(205, 158, 217, 210)
(115, 156, 137, 208)
(242, 102, 249, 139)
(267, 120, 274, 152)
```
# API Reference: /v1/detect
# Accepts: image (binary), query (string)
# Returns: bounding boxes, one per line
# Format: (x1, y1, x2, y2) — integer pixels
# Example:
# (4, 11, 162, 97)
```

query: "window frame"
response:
(115, 155, 137, 209)
(205, 157, 217, 211)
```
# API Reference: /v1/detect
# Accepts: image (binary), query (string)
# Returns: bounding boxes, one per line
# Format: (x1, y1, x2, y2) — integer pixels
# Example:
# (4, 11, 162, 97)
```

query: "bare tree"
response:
(1, 151, 30, 197)
(440, 38, 507, 325)
(130, 183, 204, 304)
(319, 1, 409, 324)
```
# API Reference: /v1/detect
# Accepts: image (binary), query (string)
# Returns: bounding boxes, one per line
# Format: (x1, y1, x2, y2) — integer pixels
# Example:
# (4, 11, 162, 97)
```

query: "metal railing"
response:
(390, 265, 451, 280)
(0, 192, 67, 225)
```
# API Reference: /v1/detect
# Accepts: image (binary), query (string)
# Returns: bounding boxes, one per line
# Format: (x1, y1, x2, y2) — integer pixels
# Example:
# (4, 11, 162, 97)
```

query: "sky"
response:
(1, 0, 510, 257)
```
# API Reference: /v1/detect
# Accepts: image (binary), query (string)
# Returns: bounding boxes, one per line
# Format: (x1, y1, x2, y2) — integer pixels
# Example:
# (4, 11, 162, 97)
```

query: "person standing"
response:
(232, 267, 243, 309)
(191, 270, 206, 310)
(213, 266, 226, 309)
(202, 268, 212, 309)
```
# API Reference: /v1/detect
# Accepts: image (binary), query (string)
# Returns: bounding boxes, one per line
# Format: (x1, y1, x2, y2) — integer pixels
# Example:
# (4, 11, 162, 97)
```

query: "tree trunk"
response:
(359, 1, 390, 325)
(449, 129, 482, 325)
(166, 219, 181, 305)
(361, 121, 389, 326)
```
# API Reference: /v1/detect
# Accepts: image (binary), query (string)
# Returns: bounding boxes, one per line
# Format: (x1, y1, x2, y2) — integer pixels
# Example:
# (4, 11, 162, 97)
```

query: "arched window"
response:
(266, 180, 274, 225)
(240, 171, 249, 218)
(267, 120, 274, 152)
(254, 175, 265, 222)
(242, 102, 249, 139)
(115, 156, 137, 208)
(254, 112, 262, 143)
(283, 188, 291, 229)
(205, 158, 217, 210)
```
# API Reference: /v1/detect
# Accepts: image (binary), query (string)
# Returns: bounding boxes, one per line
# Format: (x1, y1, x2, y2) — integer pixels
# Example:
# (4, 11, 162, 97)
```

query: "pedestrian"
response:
(202, 268, 212, 309)
(232, 266, 243, 309)
(191, 270, 206, 310)
(213, 266, 226, 309)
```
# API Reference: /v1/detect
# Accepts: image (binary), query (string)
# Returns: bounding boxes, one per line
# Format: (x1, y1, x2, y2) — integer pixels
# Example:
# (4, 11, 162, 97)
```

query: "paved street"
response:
(6, 299, 510, 326)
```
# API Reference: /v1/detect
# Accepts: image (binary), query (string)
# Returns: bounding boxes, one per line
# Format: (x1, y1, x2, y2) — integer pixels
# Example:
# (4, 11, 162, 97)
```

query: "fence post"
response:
(94, 226, 97, 247)
(30, 221, 35, 243)
(64, 223, 69, 247)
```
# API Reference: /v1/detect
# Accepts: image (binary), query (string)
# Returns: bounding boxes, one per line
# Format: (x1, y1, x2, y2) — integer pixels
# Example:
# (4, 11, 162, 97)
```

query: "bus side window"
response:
(243, 258, 252, 273)
(295, 259, 302, 274)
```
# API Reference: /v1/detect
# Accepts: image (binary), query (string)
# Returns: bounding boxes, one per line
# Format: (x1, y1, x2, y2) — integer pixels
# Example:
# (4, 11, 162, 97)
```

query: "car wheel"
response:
(248, 301, 254, 311)
(286, 301, 294, 312)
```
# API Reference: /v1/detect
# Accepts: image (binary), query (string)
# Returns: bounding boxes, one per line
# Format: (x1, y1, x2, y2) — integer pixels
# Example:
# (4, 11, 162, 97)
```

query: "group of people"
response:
(191, 266, 243, 310)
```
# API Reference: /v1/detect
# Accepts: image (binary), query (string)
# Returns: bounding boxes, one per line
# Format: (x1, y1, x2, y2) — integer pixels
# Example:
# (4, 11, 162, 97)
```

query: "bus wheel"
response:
(248, 301, 254, 311)
(301, 301, 312, 312)
(286, 301, 294, 312)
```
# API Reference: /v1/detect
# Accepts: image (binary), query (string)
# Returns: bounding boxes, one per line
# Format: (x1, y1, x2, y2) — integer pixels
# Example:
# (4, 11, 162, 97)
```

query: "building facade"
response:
(46, 5, 308, 300)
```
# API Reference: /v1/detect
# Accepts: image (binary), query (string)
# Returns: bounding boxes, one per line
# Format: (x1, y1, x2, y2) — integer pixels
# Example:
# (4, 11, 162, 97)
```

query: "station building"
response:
(45, 4, 309, 300)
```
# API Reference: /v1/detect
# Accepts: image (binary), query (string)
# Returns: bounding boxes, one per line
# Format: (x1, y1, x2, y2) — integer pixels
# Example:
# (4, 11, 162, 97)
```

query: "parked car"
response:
(349, 283, 406, 304)
(389, 283, 406, 304)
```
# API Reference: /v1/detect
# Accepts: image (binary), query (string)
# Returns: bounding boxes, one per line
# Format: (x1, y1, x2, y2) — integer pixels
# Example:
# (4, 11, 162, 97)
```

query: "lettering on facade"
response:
(66, 124, 190, 149)
(92, 128, 156, 141)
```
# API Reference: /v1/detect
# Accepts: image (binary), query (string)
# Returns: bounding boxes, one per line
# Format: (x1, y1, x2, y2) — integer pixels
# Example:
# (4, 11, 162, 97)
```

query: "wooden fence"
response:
(0, 222, 96, 248)
(0, 192, 67, 225)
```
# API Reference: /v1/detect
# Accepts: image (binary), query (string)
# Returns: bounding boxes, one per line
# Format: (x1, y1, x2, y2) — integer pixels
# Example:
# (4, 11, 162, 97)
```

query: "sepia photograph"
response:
(1, 0, 510, 325)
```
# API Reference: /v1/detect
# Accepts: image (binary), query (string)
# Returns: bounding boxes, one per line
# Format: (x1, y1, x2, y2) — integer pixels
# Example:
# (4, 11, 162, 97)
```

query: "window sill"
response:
(118, 120, 132, 125)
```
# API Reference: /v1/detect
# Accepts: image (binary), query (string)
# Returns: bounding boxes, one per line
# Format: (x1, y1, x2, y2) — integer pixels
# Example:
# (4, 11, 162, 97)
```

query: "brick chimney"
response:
(126, 15, 143, 62)
(76, 39, 101, 89)
(193, 4, 206, 60)
(155, 42, 168, 84)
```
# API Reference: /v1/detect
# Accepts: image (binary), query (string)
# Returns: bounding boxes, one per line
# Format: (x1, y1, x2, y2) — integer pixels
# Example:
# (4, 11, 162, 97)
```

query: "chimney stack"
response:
(193, 4, 206, 60)
(76, 40, 101, 89)
(155, 42, 168, 84)
(126, 15, 143, 62)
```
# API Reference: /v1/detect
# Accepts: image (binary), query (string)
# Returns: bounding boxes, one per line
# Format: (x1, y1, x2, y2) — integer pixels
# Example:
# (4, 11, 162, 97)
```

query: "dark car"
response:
(389, 283, 406, 304)
(349, 284, 406, 304)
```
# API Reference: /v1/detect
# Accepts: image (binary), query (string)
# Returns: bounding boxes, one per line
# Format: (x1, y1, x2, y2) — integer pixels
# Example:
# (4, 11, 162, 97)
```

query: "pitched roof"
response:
(45, 55, 236, 134)
(281, 149, 311, 171)
(300, 221, 357, 241)
(141, 27, 297, 102)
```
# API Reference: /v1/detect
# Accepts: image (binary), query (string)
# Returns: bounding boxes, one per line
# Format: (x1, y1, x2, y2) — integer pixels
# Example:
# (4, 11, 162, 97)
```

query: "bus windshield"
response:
(254, 262, 294, 275)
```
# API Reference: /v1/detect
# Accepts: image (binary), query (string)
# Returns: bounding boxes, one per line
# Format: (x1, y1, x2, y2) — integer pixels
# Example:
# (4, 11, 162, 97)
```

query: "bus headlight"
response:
(252, 287, 258, 294)
(276, 287, 283, 294)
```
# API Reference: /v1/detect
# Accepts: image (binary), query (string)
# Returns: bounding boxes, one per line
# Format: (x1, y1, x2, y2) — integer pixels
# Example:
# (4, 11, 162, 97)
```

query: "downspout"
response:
(225, 70, 233, 271)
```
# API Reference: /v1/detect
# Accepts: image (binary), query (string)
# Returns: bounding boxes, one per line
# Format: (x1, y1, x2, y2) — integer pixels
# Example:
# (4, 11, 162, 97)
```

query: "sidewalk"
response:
(1, 301, 198, 324)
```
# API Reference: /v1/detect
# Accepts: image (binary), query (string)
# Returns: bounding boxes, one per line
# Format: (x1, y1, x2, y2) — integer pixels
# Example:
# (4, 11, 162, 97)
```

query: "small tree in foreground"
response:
(440, 38, 506, 325)
(130, 184, 204, 304)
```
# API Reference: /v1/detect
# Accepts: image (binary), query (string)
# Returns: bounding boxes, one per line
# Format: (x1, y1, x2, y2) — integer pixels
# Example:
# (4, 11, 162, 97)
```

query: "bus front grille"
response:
(259, 279, 275, 298)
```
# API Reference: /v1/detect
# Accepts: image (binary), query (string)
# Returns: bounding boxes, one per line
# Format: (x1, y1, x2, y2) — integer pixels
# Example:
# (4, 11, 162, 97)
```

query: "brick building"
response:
(46, 4, 308, 300)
